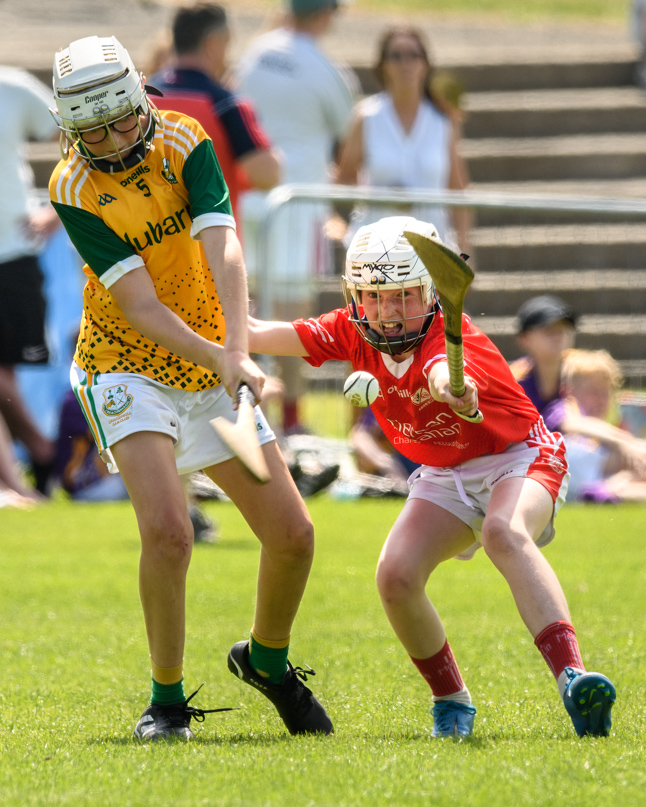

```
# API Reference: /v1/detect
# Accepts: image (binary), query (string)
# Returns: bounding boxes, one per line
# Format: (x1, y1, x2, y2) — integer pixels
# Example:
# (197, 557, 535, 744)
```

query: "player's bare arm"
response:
(248, 316, 310, 357)
(109, 265, 226, 376)
(238, 147, 282, 190)
(561, 410, 646, 475)
(428, 361, 479, 418)
(201, 225, 266, 401)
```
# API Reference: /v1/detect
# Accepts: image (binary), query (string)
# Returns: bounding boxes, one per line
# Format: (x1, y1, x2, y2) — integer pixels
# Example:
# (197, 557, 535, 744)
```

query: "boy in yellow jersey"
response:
(48, 35, 332, 740)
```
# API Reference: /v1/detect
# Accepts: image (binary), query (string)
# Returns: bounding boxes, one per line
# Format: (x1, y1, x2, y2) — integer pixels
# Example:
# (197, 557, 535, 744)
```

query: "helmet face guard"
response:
(342, 216, 440, 355)
(51, 35, 161, 172)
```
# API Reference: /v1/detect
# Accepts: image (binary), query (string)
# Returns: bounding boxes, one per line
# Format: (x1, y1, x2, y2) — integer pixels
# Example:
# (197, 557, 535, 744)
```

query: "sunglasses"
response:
(384, 50, 426, 63)
(79, 114, 140, 145)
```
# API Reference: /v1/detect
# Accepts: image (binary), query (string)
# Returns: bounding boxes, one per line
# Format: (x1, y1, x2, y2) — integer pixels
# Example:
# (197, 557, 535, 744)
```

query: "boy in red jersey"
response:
(249, 216, 616, 738)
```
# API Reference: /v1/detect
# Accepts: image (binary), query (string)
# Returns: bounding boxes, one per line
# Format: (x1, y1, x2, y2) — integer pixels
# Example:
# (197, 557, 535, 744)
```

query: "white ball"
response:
(343, 370, 380, 407)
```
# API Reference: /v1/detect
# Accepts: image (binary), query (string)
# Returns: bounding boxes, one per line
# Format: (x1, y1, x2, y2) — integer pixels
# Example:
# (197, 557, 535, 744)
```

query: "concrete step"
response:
(470, 178, 646, 226)
(478, 313, 646, 370)
(354, 56, 637, 96)
(464, 133, 646, 183)
(471, 223, 646, 271)
(464, 87, 646, 139)
(466, 269, 646, 316)
(447, 56, 637, 93)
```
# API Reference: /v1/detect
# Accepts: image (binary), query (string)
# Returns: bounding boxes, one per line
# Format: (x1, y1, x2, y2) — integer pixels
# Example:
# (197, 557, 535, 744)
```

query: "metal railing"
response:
(254, 183, 646, 318)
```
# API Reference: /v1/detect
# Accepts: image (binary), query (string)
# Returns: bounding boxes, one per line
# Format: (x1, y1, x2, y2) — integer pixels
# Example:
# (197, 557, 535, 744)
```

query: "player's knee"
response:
(269, 513, 315, 564)
(376, 558, 421, 604)
(481, 515, 528, 559)
(140, 507, 193, 565)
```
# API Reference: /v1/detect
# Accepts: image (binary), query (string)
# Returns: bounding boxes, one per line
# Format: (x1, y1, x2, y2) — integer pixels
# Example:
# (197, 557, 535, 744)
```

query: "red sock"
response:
(534, 621, 585, 680)
(283, 400, 299, 430)
(410, 640, 464, 697)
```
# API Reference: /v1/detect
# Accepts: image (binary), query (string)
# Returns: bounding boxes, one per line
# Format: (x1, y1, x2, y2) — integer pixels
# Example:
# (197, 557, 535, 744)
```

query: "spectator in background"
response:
(235, 0, 358, 433)
(0, 66, 61, 494)
(351, 407, 419, 489)
(510, 295, 577, 418)
(336, 26, 471, 253)
(0, 413, 39, 508)
(152, 2, 281, 234)
(55, 388, 130, 503)
(544, 349, 646, 503)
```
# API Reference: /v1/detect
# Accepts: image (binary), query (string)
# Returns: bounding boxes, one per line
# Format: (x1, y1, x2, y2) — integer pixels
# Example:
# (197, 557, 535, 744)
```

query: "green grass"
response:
(245, 0, 630, 22)
(1, 499, 644, 806)
(353, 0, 628, 21)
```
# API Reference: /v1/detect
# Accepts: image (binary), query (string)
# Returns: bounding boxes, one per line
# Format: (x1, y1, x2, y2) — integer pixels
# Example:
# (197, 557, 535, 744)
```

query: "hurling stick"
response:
(403, 225, 484, 424)
(210, 383, 271, 483)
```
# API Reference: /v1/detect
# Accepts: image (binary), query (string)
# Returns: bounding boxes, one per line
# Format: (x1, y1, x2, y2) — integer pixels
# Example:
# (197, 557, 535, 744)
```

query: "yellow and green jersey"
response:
(49, 110, 234, 391)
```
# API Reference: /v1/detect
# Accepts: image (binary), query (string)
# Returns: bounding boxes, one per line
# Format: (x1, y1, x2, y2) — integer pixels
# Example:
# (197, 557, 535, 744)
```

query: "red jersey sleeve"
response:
(293, 309, 361, 365)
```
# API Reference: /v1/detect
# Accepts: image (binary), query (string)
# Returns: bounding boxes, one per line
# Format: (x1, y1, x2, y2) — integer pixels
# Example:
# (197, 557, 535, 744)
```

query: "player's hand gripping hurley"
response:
(210, 383, 272, 483)
(403, 224, 484, 423)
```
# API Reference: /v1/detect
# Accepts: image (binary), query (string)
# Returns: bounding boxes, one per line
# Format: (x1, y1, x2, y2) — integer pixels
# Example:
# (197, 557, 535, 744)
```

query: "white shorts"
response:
(70, 363, 275, 476)
(407, 437, 569, 561)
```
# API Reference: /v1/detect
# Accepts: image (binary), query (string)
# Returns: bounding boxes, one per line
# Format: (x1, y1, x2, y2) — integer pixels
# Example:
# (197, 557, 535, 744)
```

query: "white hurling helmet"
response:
(51, 36, 161, 172)
(342, 216, 440, 355)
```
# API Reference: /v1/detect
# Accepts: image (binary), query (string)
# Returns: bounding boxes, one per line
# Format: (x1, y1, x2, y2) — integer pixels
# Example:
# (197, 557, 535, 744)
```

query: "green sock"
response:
(249, 634, 289, 685)
(150, 676, 185, 706)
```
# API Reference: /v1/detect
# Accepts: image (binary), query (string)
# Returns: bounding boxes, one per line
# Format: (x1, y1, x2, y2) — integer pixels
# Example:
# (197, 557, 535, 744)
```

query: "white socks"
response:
(432, 685, 472, 706)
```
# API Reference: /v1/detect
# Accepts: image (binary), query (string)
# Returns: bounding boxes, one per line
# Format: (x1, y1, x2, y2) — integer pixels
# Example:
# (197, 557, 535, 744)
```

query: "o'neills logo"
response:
(85, 90, 109, 103)
(120, 164, 150, 187)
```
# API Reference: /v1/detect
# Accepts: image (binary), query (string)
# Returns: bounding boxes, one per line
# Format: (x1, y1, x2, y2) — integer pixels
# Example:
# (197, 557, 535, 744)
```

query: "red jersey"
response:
(293, 308, 542, 467)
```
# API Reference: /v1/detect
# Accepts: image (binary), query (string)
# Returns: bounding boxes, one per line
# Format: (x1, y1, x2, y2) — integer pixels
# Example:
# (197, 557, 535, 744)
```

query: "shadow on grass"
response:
(86, 726, 587, 749)
(196, 539, 259, 552)
(86, 732, 301, 747)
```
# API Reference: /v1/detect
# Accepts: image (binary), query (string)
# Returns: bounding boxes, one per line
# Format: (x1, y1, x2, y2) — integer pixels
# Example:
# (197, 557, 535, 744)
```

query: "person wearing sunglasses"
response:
(337, 27, 471, 255)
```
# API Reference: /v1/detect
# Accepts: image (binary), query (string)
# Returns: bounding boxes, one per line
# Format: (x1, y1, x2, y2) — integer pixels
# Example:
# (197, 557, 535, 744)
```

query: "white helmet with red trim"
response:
(342, 216, 439, 355)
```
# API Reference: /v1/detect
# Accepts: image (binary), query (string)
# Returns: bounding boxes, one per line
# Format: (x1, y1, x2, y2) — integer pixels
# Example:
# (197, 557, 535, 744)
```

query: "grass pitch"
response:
(243, 0, 630, 22)
(354, 0, 627, 21)
(0, 498, 644, 806)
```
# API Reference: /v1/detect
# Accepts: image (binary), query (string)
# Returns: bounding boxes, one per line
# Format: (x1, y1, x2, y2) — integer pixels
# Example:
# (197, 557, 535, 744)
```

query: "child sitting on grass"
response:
(544, 349, 646, 503)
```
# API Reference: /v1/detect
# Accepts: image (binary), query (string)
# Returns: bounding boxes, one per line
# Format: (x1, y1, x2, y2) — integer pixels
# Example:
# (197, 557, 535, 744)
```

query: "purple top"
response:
(512, 358, 563, 428)
(55, 389, 103, 494)
(541, 398, 567, 433)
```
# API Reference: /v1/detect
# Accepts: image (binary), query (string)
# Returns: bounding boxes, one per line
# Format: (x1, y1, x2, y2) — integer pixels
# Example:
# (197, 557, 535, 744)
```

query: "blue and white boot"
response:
(431, 700, 476, 737)
(562, 666, 616, 737)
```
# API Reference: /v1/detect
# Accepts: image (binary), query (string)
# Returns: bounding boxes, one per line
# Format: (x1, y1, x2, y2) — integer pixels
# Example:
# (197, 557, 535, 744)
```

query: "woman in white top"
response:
(337, 27, 470, 252)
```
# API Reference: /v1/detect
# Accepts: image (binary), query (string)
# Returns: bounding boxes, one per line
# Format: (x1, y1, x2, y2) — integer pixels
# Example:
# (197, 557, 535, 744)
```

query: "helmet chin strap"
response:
(360, 302, 439, 355)
(91, 140, 147, 173)
(345, 277, 440, 355)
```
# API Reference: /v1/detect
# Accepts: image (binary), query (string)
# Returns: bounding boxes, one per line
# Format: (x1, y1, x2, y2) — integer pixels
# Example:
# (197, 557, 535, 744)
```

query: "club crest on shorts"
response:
(101, 384, 133, 417)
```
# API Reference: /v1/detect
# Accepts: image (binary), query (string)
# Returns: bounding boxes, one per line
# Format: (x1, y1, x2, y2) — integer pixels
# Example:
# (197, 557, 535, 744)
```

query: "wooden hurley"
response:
(210, 383, 272, 483)
(403, 224, 484, 424)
